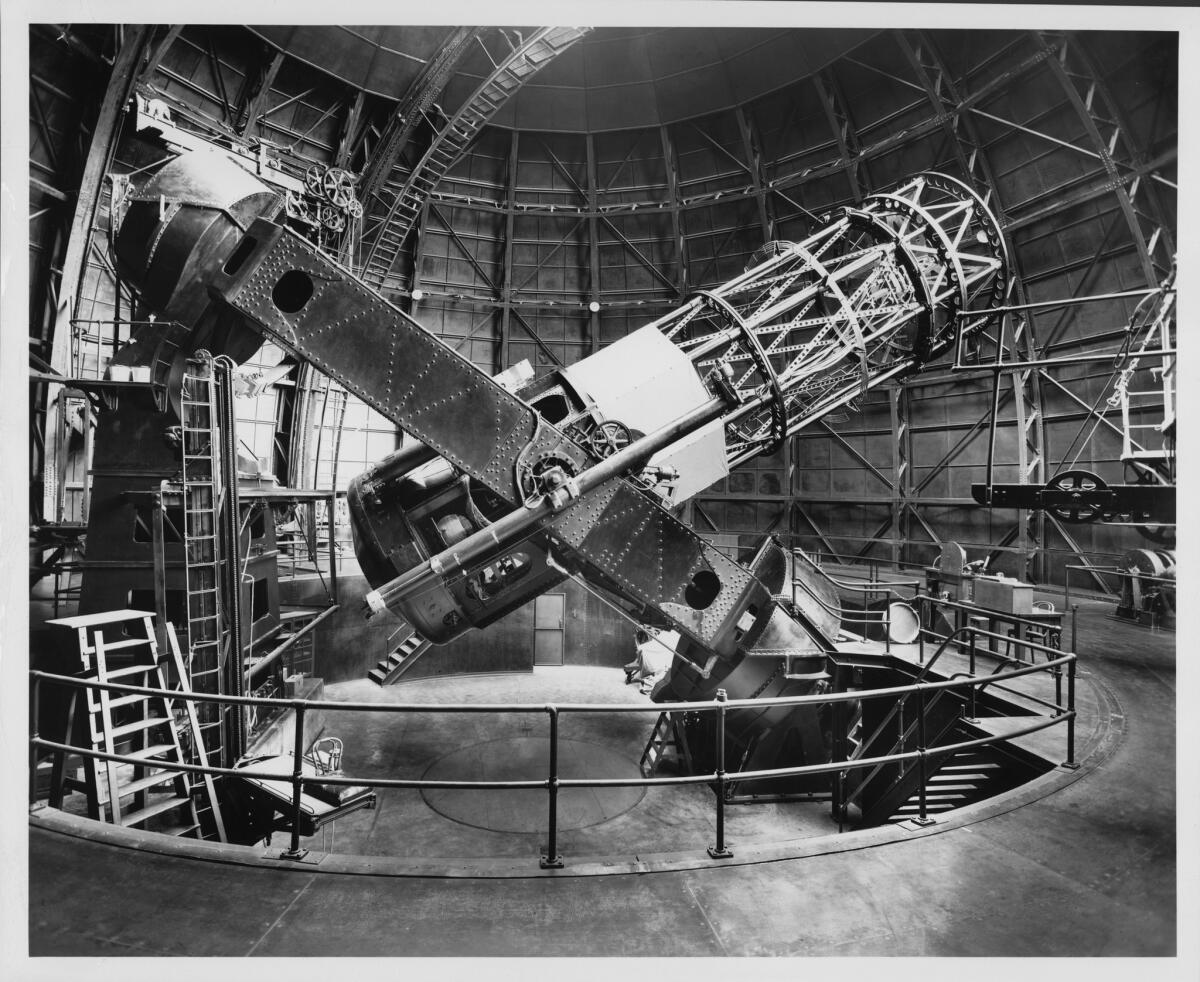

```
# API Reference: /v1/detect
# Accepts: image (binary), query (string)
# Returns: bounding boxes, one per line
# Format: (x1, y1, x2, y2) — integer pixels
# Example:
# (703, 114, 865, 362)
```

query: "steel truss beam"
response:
(645, 172, 1008, 472)
(358, 27, 479, 204)
(736, 108, 774, 242)
(812, 69, 870, 201)
(1039, 31, 1170, 289)
(659, 126, 690, 297)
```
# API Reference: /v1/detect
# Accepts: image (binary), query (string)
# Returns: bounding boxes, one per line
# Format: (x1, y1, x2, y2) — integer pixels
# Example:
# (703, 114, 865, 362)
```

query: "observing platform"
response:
(27, 592, 1176, 955)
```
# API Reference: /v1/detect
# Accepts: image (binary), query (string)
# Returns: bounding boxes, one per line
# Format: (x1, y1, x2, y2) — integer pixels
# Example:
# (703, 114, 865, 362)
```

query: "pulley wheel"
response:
(1135, 519, 1175, 545)
(589, 420, 632, 459)
(304, 164, 324, 196)
(1045, 470, 1108, 523)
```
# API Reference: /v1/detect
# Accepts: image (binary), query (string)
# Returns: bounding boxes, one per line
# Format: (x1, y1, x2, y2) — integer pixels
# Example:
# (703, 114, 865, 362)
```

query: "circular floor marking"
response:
(421, 737, 645, 833)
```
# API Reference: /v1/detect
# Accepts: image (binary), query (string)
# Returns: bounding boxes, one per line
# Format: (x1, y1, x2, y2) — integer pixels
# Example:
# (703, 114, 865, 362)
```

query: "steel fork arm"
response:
(210, 218, 766, 655)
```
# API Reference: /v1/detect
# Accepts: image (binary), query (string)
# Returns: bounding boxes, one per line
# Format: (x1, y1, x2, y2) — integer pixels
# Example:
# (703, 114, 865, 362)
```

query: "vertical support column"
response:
(585, 134, 602, 355)
(326, 491, 339, 605)
(659, 125, 688, 298)
(903, 29, 1047, 582)
(735, 107, 772, 242)
(499, 130, 519, 371)
(409, 199, 430, 312)
(1010, 317, 1046, 580)
(813, 69, 868, 201)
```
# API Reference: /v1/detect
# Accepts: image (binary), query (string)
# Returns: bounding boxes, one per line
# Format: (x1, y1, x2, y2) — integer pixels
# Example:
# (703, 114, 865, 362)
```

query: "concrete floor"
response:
(312, 667, 834, 861)
(25, 595, 1181, 957)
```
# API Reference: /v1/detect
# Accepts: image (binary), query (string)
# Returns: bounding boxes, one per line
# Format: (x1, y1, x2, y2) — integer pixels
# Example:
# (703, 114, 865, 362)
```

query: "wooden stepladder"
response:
(639, 711, 693, 777)
(46, 609, 225, 841)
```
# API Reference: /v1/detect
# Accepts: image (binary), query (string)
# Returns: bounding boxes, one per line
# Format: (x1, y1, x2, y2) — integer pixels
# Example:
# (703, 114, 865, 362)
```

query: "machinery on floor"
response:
(1115, 548, 1175, 628)
(108, 146, 1007, 792)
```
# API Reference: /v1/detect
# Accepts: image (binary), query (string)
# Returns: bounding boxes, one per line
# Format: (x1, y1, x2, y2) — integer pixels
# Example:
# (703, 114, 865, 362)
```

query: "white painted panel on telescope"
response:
(562, 326, 729, 504)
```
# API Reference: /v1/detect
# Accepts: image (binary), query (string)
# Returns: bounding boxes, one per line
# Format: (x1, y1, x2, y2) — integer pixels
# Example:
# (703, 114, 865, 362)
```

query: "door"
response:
(533, 593, 565, 666)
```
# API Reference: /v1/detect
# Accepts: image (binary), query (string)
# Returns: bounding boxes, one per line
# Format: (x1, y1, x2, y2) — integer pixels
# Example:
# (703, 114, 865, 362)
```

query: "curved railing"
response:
(793, 548, 922, 600)
(29, 624, 1077, 868)
(789, 550, 922, 651)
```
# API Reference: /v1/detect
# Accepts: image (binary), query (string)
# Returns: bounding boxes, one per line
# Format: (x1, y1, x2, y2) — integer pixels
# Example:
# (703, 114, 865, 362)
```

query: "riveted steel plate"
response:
(216, 219, 769, 650)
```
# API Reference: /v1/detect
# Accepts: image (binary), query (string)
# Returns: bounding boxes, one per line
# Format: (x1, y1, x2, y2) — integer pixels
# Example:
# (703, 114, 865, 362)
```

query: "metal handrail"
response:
(839, 618, 1068, 811)
(29, 640, 1077, 865)
(793, 549, 921, 598)
(925, 595, 1066, 633)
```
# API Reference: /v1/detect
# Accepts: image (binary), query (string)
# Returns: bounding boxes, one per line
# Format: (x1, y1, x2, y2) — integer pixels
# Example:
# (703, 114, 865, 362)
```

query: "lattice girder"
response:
(645, 172, 1007, 466)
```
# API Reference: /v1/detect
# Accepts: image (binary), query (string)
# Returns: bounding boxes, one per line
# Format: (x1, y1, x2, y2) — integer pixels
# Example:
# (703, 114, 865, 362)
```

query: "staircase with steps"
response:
(367, 629, 432, 686)
(887, 748, 1010, 823)
(844, 687, 966, 828)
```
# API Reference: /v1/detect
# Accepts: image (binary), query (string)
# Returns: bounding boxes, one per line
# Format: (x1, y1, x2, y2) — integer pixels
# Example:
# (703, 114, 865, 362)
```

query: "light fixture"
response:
(588, 300, 601, 313)
(411, 289, 424, 301)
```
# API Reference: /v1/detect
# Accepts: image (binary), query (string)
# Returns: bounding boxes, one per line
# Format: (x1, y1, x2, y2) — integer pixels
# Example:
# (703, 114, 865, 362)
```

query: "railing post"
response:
(30, 673, 42, 807)
(835, 768, 845, 833)
(968, 625, 977, 676)
(1071, 604, 1079, 656)
(1064, 569, 1072, 627)
(540, 706, 563, 869)
(913, 686, 935, 826)
(707, 689, 733, 859)
(1064, 656, 1079, 769)
(280, 701, 309, 860)
(918, 595, 926, 666)
(1054, 660, 1063, 716)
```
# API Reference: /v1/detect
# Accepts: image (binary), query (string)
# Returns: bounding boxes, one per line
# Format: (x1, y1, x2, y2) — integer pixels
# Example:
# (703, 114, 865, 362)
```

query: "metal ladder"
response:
(360, 27, 590, 288)
(176, 355, 241, 767)
(1114, 283, 1175, 476)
